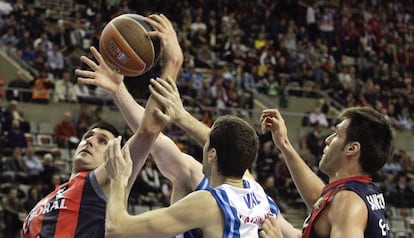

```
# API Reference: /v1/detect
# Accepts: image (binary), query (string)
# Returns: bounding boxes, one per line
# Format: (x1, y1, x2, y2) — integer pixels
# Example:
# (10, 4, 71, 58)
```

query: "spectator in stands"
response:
(306, 1, 318, 43)
(225, 79, 240, 108)
(2, 186, 26, 238)
(23, 186, 41, 212)
(318, 6, 335, 49)
(22, 146, 44, 179)
(6, 72, 32, 102)
(31, 70, 54, 104)
(7, 119, 27, 149)
(380, 172, 396, 204)
(95, 86, 114, 105)
(255, 141, 278, 183)
(407, 178, 414, 208)
(4, 147, 28, 183)
(262, 175, 286, 214)
(54, 111, 79, 149)
(382, 153, 403, 177)
(72, 103, 93, 138)
(301, 123, 327, 163)
(39, 153, 60, 185)
(92, 105, 104, 123)
(195, 75, 213, 105)
(74, 81, 92, 103)
(397, 149, 412, 172)
(194, 44, 216, 68)
(133, 156, 162, 208)
(158, 177, 172, 207)
(388, 173, 413, 208)
(238, 65, 256, 114)
(1, 27, 19, 46)
(396, 106, 413, 131)
(42, 173, 62, 196)
(4, 99, 30, 132)
(33, 32, 52, 53)
(52, 23, 72, 53)
(199, 110, 213, 127)
(274, 156, 300, 202)
(308, 104, 330, 127)
(46, 43, 65, 79)
(53, 71, 77, 103)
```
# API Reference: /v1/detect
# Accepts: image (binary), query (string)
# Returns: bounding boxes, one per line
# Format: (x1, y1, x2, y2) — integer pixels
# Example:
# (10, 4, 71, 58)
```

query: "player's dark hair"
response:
(209, 115, 259, 178)
(339, 107, 393, 175)
(89, 121, 125, 146)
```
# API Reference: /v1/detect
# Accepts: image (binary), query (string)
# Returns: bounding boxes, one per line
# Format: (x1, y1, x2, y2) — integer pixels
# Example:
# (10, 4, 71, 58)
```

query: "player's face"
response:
(319, 119, 350, 176)
(72, 128, 115, 172)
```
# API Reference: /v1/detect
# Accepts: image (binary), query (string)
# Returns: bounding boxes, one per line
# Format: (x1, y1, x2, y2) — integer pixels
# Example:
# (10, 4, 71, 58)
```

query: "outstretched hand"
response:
(104, 136, 132, 185)
(260, 216, 282, 238)
(149, 76, 185, 123)
(74, 46, 124, 93)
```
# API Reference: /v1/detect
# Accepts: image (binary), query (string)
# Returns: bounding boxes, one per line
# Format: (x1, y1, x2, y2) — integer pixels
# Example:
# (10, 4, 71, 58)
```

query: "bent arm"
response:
(277, 139, 325, 208)
(106, 185, 213, 238)
(150, 135, 204, 202)
(261, 109, 325, 208)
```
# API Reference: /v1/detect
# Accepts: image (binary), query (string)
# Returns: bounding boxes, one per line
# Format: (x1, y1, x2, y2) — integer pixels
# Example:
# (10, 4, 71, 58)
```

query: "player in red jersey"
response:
(261, 107, 392, 237)
(22, 14, 183, 238)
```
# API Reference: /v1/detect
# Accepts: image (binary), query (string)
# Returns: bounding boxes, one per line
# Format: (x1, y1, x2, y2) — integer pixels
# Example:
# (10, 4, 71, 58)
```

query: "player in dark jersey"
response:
(261, 107, 392, 237)
(22, 14, 183, 238)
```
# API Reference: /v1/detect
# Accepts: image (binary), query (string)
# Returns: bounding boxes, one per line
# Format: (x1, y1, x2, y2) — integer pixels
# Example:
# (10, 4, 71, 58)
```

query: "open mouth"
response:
(80, 149, 92, 156)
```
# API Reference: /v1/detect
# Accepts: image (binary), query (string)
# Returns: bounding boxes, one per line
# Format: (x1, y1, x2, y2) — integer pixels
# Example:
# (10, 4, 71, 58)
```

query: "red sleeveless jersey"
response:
(22, 171, 107, 238)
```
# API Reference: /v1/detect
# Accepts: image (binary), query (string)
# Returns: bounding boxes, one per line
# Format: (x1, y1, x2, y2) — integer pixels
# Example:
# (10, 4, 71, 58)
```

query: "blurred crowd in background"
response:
(0, 0, 413, 236)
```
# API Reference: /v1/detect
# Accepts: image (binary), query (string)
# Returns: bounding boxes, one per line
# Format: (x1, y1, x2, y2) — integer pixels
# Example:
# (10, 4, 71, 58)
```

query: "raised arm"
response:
(105, 138, 218, 237)
(75, 14, 182, 190)
(261, 109, 325, 208)
(74, 14, 205, 195)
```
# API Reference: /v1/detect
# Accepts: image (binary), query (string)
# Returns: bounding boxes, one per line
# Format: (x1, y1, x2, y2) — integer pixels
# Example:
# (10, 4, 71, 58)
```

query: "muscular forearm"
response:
(111, 55, 182, 133)
(112, 82, 143, 132)
(107, 178, 130, 237)
(126, 60, 182, 186)
(278, 139, 325, 208)
(175, 110, 210, 147)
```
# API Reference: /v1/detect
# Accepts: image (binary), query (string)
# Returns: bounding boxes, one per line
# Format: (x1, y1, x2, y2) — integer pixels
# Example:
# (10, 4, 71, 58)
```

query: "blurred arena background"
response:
(0, 0, 413, 237)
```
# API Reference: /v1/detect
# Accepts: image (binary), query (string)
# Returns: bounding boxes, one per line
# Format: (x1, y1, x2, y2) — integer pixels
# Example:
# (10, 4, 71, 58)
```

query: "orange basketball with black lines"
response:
(99, 14, 161, 77)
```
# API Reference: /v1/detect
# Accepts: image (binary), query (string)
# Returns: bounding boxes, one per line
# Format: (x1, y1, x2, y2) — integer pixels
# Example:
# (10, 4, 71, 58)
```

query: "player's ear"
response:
(207, 148, 217, 163)
(345, 142, 360, 155)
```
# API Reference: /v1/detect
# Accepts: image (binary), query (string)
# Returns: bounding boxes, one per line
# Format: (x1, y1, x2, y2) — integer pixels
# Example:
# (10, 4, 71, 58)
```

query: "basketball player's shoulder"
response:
(329, 190, 367, 217)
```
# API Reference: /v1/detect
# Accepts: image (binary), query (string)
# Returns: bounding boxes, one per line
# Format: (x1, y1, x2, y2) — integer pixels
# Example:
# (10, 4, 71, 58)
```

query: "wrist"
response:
(175, 108, 191, 127)
(110, 176, 128, 193)
(278, 138, 293, 151)
(160, 58, 183, 80)
(112, 82, 128, 99)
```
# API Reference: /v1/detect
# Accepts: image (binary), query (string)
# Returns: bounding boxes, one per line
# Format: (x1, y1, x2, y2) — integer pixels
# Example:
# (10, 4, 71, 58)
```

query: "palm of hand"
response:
(94, 67, 124, 92)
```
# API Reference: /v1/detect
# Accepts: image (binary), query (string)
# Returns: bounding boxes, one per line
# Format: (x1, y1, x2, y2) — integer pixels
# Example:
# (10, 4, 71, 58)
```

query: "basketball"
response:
(99, 14, 161, 77)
